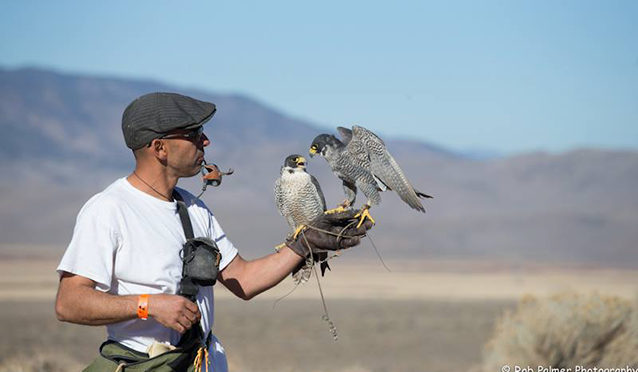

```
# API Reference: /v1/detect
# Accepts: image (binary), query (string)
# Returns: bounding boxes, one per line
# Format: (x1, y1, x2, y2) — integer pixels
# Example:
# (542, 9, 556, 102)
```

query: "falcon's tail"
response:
(320, 261, 331, 276)
(415, 189, 433, 199)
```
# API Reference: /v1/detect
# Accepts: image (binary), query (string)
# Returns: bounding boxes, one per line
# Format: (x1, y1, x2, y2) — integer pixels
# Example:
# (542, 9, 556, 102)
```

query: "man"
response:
(55, 92, 372, 372)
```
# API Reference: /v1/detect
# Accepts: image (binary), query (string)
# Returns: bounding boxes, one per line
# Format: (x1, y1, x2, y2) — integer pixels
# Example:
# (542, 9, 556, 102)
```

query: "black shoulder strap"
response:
(173, 190, 199, 301)
(171, 191, 211, 344)
(173, 190, 194, 240)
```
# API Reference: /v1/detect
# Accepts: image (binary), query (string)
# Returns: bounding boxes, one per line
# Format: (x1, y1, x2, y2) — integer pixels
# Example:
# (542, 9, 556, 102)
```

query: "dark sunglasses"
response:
(147, 127, 205, 147)
(160, 126, 205, 142)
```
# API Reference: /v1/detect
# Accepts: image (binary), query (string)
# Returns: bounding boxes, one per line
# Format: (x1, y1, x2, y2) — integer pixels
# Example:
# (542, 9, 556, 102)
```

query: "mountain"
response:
(1, 67, 636, 267)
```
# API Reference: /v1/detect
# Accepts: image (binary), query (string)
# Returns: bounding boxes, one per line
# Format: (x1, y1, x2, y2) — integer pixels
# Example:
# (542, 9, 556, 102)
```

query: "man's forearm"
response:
(56, 273, 202, 334)
(55, 287, 137, 326)
(244, 247, 304, 297)
(56, 278, 138, 325)
(219, 247, 303, 300)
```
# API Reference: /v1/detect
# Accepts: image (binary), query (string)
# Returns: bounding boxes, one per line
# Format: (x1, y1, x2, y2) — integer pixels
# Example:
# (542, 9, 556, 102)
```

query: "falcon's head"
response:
(309, 134, 343, 158)
(282, 154, 307, 174)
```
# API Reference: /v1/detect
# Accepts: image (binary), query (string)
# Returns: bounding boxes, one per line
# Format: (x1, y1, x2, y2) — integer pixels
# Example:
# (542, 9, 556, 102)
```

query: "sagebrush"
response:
(483, 292, 638, 371)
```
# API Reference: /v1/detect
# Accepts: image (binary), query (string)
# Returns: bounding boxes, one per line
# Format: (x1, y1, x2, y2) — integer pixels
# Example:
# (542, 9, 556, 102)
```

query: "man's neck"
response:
(127, 168, 178, 202)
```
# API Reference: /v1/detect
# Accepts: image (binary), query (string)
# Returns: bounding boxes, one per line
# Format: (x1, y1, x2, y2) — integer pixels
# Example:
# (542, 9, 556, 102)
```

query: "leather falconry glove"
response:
(285, 209, 374, 259)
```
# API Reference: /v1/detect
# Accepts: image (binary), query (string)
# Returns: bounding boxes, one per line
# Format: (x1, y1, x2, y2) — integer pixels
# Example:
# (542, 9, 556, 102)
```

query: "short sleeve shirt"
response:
(57, 178, 238, 368)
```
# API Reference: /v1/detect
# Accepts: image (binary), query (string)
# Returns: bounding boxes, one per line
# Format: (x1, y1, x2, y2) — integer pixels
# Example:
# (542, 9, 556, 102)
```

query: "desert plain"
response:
(0, 255, 636, 372)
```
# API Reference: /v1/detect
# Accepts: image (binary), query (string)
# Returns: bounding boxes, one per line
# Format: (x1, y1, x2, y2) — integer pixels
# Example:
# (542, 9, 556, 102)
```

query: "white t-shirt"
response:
(57, 177, 238, 371)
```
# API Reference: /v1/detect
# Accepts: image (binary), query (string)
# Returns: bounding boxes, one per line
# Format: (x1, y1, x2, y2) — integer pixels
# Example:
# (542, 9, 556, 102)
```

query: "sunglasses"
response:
(147, 127, 205, 147)
(160, 126, 205, 142)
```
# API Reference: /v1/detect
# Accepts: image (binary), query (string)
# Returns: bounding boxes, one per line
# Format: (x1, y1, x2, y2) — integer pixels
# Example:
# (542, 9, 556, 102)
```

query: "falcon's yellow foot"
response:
(325, 200, 351, 215)
(354, 207, 376, 229)
(293, 225, 307, 239)
(324, 205, 347, 214)
(275, 242, 287, 252)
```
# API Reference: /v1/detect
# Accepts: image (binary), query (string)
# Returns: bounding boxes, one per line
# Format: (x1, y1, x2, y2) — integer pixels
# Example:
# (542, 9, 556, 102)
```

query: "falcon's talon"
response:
(325, 199, 353, 215)
(324, 206, 347, 214)
(292, 225, 307, 239)
(355, 208, 375, 228)
(275, 242, 287, 252)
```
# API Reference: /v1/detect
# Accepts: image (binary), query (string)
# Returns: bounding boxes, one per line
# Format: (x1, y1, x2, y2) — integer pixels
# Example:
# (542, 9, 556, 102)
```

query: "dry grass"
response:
(0, 298, 509, 372)
(1, 259, 637, 302)
(1, 259, 637, 372)
(483, 293, 638, 371)
(0, 352, 84, 372)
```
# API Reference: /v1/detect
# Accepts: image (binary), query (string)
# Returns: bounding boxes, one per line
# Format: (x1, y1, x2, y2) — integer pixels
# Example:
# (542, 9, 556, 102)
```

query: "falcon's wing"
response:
(337, 126, 353, 145)
(345, 129, 373, 171)
(274, 176, 287, 217)
(352, 125, 425, 212)
(310, 174, 327, 212)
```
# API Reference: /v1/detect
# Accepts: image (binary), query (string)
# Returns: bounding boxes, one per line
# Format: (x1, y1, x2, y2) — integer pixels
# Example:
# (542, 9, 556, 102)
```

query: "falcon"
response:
(274, 154, 330, 280)
(309, 125, 432, 226)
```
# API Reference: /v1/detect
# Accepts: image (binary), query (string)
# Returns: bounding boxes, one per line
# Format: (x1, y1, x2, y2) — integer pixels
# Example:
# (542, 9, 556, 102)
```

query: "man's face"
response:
(161, 127, 210, 178)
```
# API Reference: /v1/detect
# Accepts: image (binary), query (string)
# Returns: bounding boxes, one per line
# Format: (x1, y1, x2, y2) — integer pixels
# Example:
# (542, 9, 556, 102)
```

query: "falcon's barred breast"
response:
(274, 154, 326, 229)
(274, 154, 329, 281)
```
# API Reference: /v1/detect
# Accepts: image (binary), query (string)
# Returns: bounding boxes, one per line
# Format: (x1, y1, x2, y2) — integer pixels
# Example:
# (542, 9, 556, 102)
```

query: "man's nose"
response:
(201, 133, 210, 147)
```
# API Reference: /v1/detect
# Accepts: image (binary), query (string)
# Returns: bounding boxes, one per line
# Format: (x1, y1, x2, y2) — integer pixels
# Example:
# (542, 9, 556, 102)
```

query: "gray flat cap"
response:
(122, 92, 217, 149)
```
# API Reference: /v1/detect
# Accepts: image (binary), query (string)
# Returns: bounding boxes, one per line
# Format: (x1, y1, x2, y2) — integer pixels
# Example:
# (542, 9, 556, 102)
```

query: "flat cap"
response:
(122, 92, 216, 149)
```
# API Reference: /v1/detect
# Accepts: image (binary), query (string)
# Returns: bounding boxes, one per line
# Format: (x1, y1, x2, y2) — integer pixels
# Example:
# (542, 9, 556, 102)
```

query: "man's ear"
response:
(150, 139, 168, 161)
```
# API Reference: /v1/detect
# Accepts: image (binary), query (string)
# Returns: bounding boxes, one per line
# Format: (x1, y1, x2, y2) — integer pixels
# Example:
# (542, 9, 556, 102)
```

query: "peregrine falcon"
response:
(274, 154, 330, 280)
(309, 125, 432, 226)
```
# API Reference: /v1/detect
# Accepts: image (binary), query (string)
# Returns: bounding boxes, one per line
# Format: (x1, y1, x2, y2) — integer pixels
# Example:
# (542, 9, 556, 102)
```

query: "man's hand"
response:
(286, 209, 374, 258)
(148, 294, 201, 334)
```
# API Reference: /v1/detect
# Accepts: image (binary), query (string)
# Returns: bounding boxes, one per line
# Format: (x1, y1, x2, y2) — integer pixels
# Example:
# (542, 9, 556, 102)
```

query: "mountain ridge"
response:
(1, 66, 636, 267)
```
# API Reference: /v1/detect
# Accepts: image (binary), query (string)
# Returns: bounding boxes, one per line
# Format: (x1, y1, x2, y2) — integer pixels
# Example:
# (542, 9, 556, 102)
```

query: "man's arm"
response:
(55, 272, 201, 334)
(218, 247, 303, 301)
(219, 211, 373, 301)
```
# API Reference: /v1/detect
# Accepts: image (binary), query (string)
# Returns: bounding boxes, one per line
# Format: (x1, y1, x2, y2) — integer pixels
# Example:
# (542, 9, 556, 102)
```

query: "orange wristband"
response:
(137, 294, 149, 320)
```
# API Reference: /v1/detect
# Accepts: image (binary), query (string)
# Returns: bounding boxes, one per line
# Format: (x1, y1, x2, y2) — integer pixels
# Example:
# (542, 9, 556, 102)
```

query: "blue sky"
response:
(1, 0, 636, 154)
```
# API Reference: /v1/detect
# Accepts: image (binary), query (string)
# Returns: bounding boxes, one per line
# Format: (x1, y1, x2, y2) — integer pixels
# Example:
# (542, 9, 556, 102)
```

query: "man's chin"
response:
(182, 166, 202, 178)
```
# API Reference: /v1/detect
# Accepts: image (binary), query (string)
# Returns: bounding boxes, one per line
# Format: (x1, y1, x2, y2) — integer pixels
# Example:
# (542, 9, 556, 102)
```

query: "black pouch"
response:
(182, 237, 221, 286)
(173, 191, 222, 300)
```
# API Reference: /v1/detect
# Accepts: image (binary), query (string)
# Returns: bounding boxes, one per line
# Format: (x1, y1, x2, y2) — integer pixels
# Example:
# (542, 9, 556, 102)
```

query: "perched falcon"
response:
(309, 125, 432, 225)
(274, 154, 330, 281)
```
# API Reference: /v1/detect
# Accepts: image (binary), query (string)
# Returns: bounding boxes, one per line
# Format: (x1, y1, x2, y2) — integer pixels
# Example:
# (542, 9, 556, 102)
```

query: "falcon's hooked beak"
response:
(309, 145, 318, 158)
(295, 156, 307, 168)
